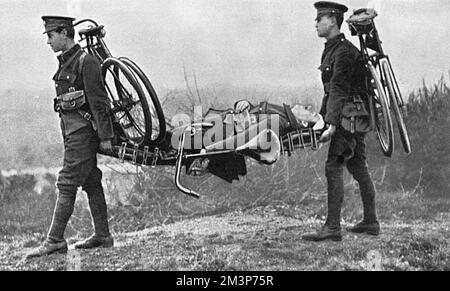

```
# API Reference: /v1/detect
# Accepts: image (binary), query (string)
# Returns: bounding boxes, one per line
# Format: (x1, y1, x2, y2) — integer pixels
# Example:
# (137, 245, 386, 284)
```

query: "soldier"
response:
(26, 16, 115, 259)
(302, 2, 380, 242)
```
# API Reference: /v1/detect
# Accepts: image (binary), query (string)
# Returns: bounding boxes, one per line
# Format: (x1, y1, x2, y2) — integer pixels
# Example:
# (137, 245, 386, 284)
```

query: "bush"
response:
(364, 75, 450, 197)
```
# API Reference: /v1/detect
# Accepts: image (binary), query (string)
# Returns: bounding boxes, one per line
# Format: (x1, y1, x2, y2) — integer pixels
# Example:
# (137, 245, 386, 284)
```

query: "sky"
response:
(0, 0, 449, 96)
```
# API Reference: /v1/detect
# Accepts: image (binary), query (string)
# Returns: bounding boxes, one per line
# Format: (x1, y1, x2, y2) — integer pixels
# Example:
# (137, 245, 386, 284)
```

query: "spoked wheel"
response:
(102, 57, 152, 146)
(368, 63, 394, 157)
(381, 59, 412, 154)
(119, 57, 167, 145)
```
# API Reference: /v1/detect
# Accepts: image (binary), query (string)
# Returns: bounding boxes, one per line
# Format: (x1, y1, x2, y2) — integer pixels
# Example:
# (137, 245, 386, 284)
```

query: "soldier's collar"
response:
(325, 33, 345, 47)
(58, 44, 82, 64)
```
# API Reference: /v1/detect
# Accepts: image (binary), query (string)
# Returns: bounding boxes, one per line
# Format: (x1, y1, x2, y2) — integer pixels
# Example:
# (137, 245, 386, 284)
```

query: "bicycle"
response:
(73, 19, 166, 147)
(347, 9, 411, 157)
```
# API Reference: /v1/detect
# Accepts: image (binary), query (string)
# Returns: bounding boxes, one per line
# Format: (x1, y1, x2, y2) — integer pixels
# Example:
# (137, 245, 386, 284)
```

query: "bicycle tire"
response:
(119, 57, 167, 145)
(102, 57, 152, 146)
(368, 63, 394, 157)
(381, 60, 412, 154)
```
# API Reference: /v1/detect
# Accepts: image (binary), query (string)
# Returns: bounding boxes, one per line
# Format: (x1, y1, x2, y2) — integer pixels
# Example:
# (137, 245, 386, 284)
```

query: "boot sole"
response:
(302, 235, 342, 242)
(74, 242, 114, 249)
(348, 229, 380, 236)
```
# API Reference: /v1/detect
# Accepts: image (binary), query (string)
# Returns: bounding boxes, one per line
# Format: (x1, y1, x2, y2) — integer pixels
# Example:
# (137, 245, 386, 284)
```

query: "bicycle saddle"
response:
(347, 8, 378, 25)
(78, 25, 105, 38)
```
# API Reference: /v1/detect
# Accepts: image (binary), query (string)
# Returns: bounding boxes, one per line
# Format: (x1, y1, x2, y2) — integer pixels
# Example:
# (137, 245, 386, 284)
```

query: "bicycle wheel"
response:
(102, 57, 152, 146)
(381, 59, 412, 154)
(119, 57, 167, 145)
(368, 63, 394, 157)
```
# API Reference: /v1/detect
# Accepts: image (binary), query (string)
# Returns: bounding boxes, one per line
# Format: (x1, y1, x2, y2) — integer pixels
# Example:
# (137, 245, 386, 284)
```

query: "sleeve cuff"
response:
(324, 114, 339, 126)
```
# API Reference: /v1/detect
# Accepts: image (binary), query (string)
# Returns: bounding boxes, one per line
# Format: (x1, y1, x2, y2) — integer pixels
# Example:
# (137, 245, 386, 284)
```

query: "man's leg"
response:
(347, 134, 379, 235)
(84, 167, 110, 237)
(47, 184, 78, 242)
(25, 184, 76, 259)
(303, 132, 350, 242)
(75, 167, 113, 249)
(324, 156, 345, 230)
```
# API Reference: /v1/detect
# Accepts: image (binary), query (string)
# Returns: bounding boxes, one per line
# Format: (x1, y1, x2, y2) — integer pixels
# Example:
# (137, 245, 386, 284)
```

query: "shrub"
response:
(366, 75, 450, 197)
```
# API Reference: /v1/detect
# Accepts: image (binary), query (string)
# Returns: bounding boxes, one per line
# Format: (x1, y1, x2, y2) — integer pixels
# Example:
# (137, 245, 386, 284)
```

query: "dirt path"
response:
(2, 204, 449, 271)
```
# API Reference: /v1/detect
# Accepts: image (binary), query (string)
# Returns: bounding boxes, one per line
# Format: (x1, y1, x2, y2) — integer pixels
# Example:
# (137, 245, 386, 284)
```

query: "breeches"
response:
(57, 126, 99, 188)
(325, 128, 377, 227)
(48, 126, 110, 240)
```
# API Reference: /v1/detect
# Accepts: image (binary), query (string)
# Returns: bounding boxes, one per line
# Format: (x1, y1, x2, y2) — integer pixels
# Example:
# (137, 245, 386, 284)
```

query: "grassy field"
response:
(2, 190, 450, 271)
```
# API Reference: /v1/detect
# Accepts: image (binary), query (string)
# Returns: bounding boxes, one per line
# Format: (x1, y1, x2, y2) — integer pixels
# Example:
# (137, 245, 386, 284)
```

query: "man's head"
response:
(291, 104, 318, 123)
(291, 104, 325, 130)
(314, 1, 348, 38)
(42, 16, 76, 53)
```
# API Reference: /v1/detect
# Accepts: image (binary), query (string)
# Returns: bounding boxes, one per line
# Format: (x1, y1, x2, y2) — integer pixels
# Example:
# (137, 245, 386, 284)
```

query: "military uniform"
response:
(318, 10, 378, 231)
(53, 43, 114, 186)
(302, 2, 378, 242)
(42, 16, 114, 246)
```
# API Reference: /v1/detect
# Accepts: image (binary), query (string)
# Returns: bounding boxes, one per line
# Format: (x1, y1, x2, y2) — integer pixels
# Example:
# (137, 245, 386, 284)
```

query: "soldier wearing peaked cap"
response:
(26, 16, 115, 259)
(42, 16, 76, 34)
(302, 2, 380, 242)
(314, 1, 348, 20)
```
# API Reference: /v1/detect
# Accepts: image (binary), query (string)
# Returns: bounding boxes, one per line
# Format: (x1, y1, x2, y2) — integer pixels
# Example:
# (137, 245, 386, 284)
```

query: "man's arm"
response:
(324, 47, 357, 126)
(82, 55, 114, 142)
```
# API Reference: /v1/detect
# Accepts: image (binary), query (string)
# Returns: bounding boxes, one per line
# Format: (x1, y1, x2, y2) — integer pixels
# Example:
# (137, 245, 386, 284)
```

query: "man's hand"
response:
(235, 100, 250, 113)
(319, 124, 336, 143)
(99, 139, 113, 154)
(312, 113, 325, 131)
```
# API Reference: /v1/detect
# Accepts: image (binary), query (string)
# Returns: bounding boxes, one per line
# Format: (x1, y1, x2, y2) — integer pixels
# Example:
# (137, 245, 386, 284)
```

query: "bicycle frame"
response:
(349, 13, 413, 156)
(354, 21, 406, 111)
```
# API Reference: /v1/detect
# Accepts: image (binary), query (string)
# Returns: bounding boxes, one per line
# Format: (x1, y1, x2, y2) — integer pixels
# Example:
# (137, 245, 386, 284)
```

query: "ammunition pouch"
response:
(54, 90, 86, 112)
(340, 94, 372, 134)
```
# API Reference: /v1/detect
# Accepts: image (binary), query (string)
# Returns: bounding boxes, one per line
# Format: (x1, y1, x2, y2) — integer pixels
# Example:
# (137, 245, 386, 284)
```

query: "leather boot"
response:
(25, 239, 68, 260)
(302, 225, 342, 242)
(348, 220, 380, 236)
(74, 234, 114, 249)
(84, 168, 111, 237)
(47, 185, 77, 242)
(77, 168, 113, 249)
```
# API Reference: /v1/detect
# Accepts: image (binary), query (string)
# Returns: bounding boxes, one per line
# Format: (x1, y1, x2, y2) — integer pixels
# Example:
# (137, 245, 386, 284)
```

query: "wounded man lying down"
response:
(185, 99, 325, 179)
(234, 99, 325, 133)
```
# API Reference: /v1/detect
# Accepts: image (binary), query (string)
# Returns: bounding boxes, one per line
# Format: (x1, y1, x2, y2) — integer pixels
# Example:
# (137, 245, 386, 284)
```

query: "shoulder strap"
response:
(76, 52, 93, 124)
(78, 52, 87, 76)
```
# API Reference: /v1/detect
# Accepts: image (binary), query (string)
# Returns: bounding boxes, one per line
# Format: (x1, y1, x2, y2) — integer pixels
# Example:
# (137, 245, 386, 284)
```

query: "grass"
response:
(3, 194, 449, 271)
